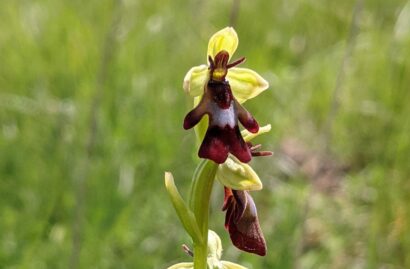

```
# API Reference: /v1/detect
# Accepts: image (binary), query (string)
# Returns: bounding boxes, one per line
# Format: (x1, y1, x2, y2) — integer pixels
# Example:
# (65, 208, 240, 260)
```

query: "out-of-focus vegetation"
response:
(1, 0, 410, 268)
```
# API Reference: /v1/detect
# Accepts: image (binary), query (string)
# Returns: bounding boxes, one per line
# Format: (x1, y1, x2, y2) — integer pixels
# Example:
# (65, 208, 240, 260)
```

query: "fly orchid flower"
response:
(223, 187, 266, 256)
(183, 27, 269, 164)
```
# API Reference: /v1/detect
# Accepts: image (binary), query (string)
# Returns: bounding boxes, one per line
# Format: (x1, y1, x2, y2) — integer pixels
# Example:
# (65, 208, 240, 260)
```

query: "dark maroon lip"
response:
(223, 187, 267, 256)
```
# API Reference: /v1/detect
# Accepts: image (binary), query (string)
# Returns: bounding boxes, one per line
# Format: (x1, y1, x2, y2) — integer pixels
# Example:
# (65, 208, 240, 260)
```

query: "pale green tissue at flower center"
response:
(217, 157, 262, 191)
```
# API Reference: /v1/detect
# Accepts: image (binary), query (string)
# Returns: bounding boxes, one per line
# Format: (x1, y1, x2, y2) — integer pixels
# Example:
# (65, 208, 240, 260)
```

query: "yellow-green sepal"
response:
(242, 124, 272, 142)
(207, 27, 238, 60)
(216, 156, 262, 191)
(227, 67, 269, 104)
(183, 65, 208, 97)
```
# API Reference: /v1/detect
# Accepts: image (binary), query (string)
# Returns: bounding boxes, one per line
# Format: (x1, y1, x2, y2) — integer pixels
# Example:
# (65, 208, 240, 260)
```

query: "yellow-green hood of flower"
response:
(183, 27, 269, 104)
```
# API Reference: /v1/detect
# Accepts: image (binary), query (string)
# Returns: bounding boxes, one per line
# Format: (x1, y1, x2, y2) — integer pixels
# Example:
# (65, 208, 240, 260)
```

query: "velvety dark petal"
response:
(207, 80, 233, 109)
(222, 189, 267, 256)
(199, 125, 252, 164)
(224, 199, 234, 229)
(235, 100, 259, 133)
(231, 190, 247, 222)
(199, 126, 229, 164)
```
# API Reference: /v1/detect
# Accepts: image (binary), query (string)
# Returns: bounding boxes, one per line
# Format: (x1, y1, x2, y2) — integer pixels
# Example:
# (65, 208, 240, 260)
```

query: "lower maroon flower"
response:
(222, 187, 267, 256)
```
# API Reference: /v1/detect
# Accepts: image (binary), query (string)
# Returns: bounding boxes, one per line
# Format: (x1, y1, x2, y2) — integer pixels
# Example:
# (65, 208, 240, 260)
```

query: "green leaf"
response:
(164, 172, 203, 244)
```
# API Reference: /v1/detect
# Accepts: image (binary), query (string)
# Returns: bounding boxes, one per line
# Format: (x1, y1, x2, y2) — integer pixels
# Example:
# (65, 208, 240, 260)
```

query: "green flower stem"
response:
(193, 244, 208, 269)
(189, 159, 218, 269)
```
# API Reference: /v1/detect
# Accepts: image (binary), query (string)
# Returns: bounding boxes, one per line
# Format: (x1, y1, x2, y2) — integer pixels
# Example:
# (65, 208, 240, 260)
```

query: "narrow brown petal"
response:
(251, 151, 273, 157)
(226, 57, 246, 69)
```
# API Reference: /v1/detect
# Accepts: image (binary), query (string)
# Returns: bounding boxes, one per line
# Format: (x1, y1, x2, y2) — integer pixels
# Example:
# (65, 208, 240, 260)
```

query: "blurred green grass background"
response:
(1, 0, 410, 268)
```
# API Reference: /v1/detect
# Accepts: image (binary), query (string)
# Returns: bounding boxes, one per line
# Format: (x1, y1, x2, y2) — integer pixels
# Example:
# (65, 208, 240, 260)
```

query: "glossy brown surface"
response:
(223, 187, 267, 256)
